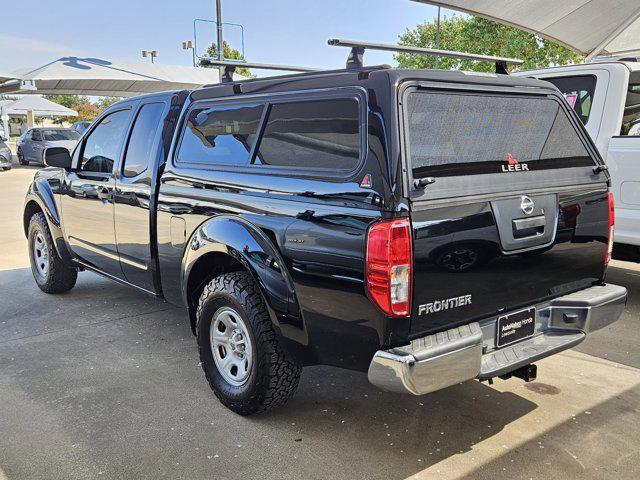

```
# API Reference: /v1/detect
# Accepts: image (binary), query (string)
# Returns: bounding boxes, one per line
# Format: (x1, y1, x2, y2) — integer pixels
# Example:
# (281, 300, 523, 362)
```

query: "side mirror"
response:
(44, 147, 73, 169)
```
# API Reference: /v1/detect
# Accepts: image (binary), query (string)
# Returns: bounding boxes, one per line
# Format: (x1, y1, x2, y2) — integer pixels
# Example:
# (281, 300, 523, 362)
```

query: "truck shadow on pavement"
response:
(0, 267, 545, 480)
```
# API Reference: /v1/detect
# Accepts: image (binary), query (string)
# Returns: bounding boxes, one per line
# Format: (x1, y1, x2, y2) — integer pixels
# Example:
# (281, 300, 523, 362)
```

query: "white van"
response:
(517, 59, 640, 261)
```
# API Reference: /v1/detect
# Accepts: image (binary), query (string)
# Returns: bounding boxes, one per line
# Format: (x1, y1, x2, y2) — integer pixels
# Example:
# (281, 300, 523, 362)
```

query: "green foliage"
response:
(396, 15, 582, 72)
(200, 40, 253, 78)
(43, 94, 89, 110)
(95, 97, 121, 110)
(43, 94, 122, 124)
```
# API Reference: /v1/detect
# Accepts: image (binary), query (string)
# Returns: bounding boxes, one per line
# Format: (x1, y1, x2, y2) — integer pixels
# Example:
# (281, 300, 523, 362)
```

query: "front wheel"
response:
(28, 212, 77, 293)
(196, 272, 301, 415)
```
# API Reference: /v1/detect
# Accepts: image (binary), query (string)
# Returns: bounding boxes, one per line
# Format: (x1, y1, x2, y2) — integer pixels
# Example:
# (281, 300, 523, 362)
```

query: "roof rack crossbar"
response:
(199, 59, 320, 82)
(328, 38, 523, 74)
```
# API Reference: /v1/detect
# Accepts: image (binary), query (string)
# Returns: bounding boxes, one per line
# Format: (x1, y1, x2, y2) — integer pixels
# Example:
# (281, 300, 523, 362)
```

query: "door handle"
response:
(97, 186, 112, 201)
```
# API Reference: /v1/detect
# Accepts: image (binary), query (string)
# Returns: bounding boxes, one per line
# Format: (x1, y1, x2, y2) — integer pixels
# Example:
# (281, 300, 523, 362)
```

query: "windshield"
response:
(42, 129, 80, 141)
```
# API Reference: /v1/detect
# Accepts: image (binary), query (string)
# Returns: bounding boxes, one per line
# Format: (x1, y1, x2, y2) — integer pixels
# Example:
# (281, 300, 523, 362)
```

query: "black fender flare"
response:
(23, 178, 74, 264)
(181, 215, 308, 349)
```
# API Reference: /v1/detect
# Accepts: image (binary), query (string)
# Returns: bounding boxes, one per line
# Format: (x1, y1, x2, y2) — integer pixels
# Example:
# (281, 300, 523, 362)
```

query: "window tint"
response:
(406, 92, 593, 179)
(31, 130, 42, 141)
(177, 104, 263, 165)
(254, 99, 360, 171)
(621, 74, 640, 136)
(42, 129, 80, 141)
(545, 75, 597, 125)
(81, 109, 130, 173)
(122, 103, 165, 177)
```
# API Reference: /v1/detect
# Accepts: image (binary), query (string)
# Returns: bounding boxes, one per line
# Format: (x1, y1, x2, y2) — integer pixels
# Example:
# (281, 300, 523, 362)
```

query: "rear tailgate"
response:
(401, 83, 610, 336)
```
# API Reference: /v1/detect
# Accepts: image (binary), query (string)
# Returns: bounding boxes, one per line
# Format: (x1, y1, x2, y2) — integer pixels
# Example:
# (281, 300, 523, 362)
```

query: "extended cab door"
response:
(61, 106, 134, 278)
(113, 100, 168, 292)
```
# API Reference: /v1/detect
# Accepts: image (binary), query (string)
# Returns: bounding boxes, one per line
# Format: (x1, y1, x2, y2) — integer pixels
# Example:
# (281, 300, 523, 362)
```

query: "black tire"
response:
(28, 212, 77, 294)
(17, 148, 28, 166)
(196, 271, 301, 415)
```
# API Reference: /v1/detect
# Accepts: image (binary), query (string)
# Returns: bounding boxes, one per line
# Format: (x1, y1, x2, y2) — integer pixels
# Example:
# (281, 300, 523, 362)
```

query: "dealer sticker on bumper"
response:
(496, 307, 536, 348)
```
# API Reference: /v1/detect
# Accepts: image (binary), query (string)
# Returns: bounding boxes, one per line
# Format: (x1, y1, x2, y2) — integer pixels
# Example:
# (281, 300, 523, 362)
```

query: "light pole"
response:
(182, 40, 196, 66)
(216, 0, 224, 80)
(141, 50, 158, 63)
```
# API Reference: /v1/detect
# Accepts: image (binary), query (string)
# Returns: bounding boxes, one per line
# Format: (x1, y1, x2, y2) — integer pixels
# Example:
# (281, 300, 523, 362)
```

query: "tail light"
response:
(365, 218, 413, 317)
(606, 192, 615, 265)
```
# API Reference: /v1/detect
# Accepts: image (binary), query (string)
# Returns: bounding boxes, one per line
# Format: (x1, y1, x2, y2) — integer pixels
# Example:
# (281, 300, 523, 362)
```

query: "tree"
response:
(396, 15, 582, 72)
(95, 97, 121, 110)
(43, 94, 119, 124)
(200, 40, 253, 78)
(75, 102, 101, 121)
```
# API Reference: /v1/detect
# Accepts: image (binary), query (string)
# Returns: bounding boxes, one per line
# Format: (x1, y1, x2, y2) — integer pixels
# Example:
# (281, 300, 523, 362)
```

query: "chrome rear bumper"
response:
(368, 283, 627, 395)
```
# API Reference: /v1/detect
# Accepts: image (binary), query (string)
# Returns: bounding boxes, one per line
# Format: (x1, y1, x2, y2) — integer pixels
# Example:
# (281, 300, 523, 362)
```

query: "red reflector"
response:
(606, 192, 615, 265)
(365, 218, 413, 317)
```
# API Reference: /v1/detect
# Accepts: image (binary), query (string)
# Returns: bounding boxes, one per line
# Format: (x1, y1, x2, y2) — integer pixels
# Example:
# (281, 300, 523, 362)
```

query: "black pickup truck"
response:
(24, 65, 627, 415)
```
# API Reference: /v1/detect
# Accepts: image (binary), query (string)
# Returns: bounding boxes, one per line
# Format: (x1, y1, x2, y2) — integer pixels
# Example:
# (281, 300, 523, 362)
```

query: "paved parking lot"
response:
(1, 162, 639, 480)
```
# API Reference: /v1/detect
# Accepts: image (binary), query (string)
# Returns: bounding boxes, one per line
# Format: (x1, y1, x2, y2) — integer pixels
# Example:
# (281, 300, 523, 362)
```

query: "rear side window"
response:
(621, 74, 640, 136)
(122, 102, 165, 177)
(545, 75, 597, 125)
(177, 104, 263, 165)
(42, 129, 80, 141)
(254, 98, 360, 171)
(406, 91, 593, 180)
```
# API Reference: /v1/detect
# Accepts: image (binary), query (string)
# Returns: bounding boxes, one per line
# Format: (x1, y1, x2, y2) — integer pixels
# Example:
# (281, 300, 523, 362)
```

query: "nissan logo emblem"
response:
(520, 195, 535, 215)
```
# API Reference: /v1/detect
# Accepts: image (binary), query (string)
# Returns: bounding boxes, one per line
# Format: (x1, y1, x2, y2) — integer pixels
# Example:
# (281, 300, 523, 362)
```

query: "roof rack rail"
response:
(327, 38, 524, 74)
(199, 59, 320, 83)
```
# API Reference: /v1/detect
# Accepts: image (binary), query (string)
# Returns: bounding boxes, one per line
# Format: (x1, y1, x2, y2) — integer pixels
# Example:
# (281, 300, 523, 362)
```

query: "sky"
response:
(0, 0, 440, 77)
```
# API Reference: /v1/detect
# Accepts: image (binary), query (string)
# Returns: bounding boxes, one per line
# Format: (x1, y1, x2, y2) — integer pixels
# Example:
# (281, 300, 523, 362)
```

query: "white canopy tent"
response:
(0, 56, 242, 97)
(0, 96, 78, 138)
(412, 0, 640, 60)
(0, 71, 17, 83)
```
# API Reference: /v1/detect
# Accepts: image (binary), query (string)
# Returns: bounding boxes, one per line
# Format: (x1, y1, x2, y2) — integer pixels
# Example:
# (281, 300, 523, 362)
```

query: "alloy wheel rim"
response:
(210, 307, 253, 386)
(33, 231, 49, 277)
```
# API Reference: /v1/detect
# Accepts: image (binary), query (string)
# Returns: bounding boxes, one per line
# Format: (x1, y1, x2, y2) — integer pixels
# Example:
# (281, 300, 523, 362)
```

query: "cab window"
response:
(122, 103, 165, 177)
(545, 75, 597, 126)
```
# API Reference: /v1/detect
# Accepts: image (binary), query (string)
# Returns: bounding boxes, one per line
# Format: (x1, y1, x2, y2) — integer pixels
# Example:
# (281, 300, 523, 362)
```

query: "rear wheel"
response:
(196, 271, 301, 415)
(28, 212, 77, 293)
(17, 148, 28, 166)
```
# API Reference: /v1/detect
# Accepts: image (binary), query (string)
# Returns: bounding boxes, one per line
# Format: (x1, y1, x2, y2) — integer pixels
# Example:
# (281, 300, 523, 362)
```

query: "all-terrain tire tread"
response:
(29, 212, 77, 294)
(196, 271, 301, 415)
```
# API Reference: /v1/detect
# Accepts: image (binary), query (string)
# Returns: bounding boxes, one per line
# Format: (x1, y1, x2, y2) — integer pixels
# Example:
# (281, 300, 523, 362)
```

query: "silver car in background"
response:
(16, 128, 80, 166)
(0, 133, 11, 170)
